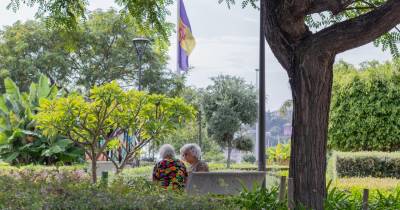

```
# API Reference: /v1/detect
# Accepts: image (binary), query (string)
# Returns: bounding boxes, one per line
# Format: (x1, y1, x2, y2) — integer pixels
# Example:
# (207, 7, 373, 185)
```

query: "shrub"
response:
(242, 154, 256, 163)
(266, 143, 290, 165)
(231, 186, 287, 210)
(0, 165, 399, 210)
(0, 174, 232, 210)
(0, 75, 84, 165)
(329, 62, 400, 151)
(328, 151, 400, 179)
(203, 150, 225, 163)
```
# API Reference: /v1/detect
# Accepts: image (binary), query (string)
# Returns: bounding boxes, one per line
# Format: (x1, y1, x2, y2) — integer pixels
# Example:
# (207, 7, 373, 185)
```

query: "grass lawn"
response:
(333, 177, 400, 191)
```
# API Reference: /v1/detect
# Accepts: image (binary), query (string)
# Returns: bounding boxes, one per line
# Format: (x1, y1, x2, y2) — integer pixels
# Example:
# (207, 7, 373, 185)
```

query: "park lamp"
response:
(132, 37, 151, 61)
(132, 37, 151, 91)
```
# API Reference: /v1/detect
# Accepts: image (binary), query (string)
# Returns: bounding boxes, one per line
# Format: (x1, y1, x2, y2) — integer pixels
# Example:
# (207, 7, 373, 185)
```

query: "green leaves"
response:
(0, 10, 172, 93)
(35, 81, 194, 172)
(329, 61, 400, 151)
(41, 139, 73, 157)
(7, 0, 88, 30)
(0, 75, 80, 165)
(202, 75, 257, 146)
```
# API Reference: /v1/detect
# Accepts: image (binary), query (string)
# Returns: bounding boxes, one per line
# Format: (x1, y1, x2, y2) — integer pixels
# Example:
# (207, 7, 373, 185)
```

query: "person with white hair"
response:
(180, 143, 209, 172)
(152, 144, 188, 190)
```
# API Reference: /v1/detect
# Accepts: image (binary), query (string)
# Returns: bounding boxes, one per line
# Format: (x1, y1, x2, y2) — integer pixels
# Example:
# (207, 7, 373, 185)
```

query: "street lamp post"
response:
(258, 0, 267, 187)
(131, 37, 151, 167)
(132, 37, 151, 91)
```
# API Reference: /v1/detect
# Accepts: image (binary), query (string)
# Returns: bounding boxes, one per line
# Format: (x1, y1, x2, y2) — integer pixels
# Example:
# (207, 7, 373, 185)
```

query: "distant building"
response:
(283, 123, 292, 137)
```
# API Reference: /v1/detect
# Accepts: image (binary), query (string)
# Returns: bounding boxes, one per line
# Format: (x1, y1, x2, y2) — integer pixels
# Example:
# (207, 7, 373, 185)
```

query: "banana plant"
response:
(0, 75, 83, 164)
(266, 143, 291, 165)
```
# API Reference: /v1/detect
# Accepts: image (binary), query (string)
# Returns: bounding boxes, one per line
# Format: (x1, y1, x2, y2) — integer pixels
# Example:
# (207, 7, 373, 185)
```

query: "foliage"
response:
(1, 167, 399, 210)
(266, 143, 290, 165)
(0, 175, 230, 210)
(35, 81, 194, 182)
(324, 182, 361, 210)
(0, 10, 179, 94)
(328, 151, 400, 179)
(242, 154, 256, 164)
(234, 135, 254, 152)
(7, 0, 174, 41)
(203, 148, 226, 163)
(0, 75, 83, 165)
(232, 186, 287, 210)
(202, 75, 257, 168)
(329, 61, 400, 151)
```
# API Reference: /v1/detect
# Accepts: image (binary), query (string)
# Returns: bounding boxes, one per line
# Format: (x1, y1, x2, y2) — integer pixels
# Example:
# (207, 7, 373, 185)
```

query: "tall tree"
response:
(202, 75, 257, 168)
(221, 0, 400, 208)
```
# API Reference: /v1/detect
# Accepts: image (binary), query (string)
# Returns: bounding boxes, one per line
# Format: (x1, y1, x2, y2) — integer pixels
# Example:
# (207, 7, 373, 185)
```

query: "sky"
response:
(0, 0, 393, 110)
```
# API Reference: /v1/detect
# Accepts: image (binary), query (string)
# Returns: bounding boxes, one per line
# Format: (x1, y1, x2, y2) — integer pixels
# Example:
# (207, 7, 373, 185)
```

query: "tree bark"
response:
(91, 159, 97, 183)
(227, 137, 232, 169)
(91, 149, 97, 183)
(288, 50, 334, 210)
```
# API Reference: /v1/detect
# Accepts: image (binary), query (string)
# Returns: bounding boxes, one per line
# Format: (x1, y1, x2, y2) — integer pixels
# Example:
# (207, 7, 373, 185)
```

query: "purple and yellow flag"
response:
(178, 0, 196, 71)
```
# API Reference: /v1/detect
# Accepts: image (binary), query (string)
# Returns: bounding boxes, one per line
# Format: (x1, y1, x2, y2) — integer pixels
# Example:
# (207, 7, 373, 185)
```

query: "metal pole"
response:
(176, 0, 181, 73)
(255, 69, 259, 160)
(138, 64, 142, 91)
(198, 110, 202, 150)
(258, 0, 267, 185)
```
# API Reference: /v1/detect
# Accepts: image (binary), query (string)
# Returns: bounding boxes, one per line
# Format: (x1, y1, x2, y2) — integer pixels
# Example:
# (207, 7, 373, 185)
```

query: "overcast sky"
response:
(0, 0, 393, 110)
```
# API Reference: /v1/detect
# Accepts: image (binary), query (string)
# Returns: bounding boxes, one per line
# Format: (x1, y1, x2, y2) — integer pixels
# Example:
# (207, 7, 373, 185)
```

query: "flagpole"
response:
(176, 0, 181, 73)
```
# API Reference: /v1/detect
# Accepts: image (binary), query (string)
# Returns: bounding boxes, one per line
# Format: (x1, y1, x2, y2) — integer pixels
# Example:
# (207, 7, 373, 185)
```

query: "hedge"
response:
(329, 62, 400, 151)
(328, 151, 400, 179)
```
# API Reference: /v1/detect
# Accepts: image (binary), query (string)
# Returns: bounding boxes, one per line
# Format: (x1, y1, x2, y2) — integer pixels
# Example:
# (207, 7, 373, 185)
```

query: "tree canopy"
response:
(7, 0, 174, 40)
(35, 82, 195, 182)
(202, 75, 257, 168)
(0, 9, 181, 94)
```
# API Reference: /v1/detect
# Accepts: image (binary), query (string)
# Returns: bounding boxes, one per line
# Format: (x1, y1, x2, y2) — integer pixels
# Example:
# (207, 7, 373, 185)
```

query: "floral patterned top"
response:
(152, 158, 188, 190)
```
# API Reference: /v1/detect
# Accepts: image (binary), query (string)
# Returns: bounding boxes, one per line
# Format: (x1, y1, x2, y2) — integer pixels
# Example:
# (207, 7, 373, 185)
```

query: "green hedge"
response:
(329, 62, 400, 151)
(329, 151, 400, 179)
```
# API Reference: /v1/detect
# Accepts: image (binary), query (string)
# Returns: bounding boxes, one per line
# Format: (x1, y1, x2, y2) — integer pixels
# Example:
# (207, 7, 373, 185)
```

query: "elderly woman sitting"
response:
(152, 144, 188, 190)
(180, 143, 209, 172)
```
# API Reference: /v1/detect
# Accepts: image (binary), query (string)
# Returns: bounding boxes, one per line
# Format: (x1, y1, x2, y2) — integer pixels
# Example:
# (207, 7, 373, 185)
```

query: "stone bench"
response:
(186, 171, 266, 195)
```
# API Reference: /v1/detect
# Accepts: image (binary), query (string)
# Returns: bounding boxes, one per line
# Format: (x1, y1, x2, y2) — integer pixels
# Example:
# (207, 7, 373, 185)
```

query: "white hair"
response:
(180, 143, 202, 160)
(159, 144, 175, 159)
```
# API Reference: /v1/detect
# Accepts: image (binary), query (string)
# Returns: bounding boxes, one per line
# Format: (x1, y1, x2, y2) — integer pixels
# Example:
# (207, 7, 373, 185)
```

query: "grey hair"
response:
(159, 144, 175, 159)
(180, 143, 202, 160)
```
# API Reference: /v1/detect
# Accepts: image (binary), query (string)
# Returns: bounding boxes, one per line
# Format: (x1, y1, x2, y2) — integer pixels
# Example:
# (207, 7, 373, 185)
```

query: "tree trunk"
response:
(288, 52, 334, 210)
(91, 157, 97, 183)
(227, 138, 232, 169)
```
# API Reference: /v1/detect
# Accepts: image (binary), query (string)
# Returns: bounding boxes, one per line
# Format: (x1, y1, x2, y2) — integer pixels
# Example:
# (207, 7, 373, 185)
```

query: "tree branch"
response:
(264, 0, 295, 71)
(307, 0, 354, 15)
(310, 0, 400, 54)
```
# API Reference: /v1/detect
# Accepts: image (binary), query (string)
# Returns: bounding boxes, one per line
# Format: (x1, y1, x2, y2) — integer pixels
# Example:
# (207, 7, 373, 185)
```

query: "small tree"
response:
(202, 75, 257, 168)
(107, 91, 195, 172)
(35, 82, 194, 182)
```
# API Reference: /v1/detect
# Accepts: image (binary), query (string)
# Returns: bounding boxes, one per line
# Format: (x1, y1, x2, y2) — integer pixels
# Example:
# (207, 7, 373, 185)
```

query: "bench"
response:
(186, 171, 266, 195)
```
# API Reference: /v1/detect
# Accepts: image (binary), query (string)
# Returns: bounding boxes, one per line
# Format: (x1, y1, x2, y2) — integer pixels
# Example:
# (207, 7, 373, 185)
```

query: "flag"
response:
(178, 0, 196, 71)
